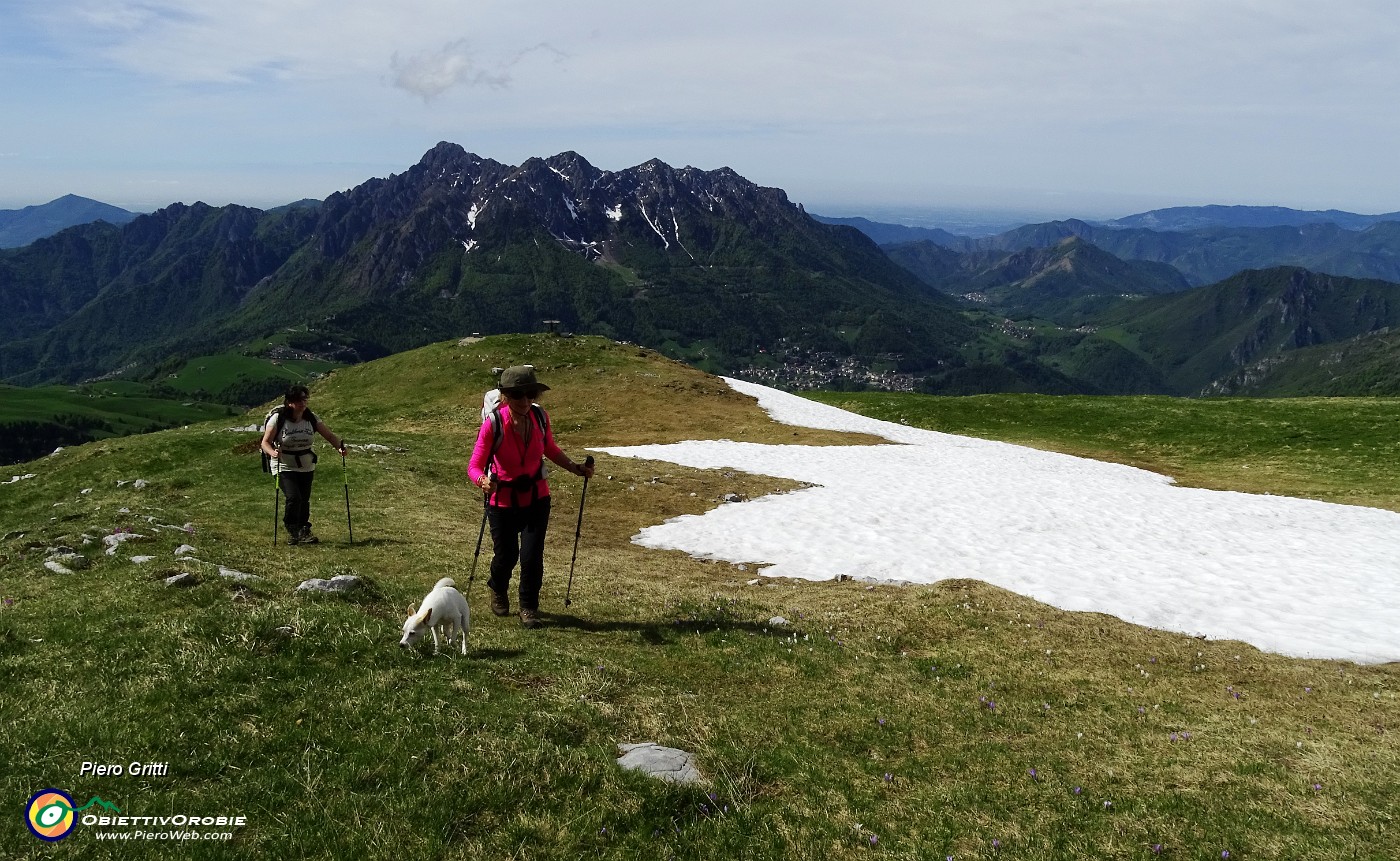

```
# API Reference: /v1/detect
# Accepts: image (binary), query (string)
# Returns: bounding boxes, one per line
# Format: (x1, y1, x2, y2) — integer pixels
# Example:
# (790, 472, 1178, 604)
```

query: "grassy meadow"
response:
(1, 334, 1395, 860)
(156, 352, 342, 400)
(0, 382, 237, 434)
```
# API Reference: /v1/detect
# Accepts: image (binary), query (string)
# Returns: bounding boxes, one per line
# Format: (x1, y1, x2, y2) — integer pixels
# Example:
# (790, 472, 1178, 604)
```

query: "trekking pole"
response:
(564, 456, 595, 608)
(271, 455, 280, 546)
(340, 450, 352, 546)
(467, 468, 492, 593)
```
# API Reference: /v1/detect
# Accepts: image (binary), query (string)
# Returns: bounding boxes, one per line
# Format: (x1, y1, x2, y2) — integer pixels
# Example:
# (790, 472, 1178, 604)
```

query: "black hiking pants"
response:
(487, 498, 551, 611)
(278, 470, 315, 535)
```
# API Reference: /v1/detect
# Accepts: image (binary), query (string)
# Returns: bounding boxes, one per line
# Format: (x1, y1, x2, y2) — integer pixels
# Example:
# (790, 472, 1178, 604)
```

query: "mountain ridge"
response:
(0, 194, 138, 249)
(0, 143, 971, 386)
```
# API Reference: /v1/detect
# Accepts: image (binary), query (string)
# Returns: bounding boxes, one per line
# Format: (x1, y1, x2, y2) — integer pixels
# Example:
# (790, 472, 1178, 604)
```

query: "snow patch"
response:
(597, 378, 1400, 664)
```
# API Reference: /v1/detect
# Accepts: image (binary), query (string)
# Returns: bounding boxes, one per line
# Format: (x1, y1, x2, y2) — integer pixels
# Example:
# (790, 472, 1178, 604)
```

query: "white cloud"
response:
(391, 40, 506, 100)
(389, 40, 569, 101)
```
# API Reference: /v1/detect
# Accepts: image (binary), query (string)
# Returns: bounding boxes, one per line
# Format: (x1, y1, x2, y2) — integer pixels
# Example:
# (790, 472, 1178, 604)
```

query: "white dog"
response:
(399, 577, 470, 655)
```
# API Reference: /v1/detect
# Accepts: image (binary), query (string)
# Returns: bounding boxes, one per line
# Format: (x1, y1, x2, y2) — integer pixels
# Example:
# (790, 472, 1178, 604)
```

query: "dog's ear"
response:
(421, 607, 433, 624)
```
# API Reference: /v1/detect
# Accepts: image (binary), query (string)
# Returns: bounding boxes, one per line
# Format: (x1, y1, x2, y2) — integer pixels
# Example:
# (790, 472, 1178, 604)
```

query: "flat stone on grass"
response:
(296, 575, 364, 594)
(616, 742, 704, 786)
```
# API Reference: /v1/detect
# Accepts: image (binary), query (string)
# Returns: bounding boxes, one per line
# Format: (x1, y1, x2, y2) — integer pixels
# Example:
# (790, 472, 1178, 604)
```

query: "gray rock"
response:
(616, 743, 704, 786)
(43, 560, 74, 575)
(165, 573, 199, 588)
(217, 566, 260, 582)
(768, 616, 790, 627)
(49, 552, 89, 570)
(295, 574, 363, 593)
(130, 555, 157, 564)
(174, 545, 197, 557)
(103, 532, 146, 555)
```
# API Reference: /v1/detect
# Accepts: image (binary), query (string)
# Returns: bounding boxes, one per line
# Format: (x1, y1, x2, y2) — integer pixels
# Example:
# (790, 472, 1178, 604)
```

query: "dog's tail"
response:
(435, 577, 457, 589)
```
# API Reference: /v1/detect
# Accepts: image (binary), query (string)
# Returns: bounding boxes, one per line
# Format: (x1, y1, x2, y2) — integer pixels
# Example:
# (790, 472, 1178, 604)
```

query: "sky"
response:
(4, 1, 1400, 219)
(600, 379, 1400, 665)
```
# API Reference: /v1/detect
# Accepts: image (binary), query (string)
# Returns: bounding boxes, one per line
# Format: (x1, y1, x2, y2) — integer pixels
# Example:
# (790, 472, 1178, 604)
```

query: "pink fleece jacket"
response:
(468, 404, 569, 507)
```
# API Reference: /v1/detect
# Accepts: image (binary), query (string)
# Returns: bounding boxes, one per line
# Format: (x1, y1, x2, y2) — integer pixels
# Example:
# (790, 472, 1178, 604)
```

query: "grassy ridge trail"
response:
(1, 335, 1395, 860)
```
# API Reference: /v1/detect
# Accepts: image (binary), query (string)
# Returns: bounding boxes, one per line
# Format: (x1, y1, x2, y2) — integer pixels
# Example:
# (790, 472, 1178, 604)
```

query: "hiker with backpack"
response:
(468, 366, 595, 629)
(260, 384, 347, 545)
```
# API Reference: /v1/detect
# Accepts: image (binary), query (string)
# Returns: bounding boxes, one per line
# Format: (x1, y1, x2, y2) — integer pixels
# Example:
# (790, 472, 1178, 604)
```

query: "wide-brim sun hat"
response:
(499, 365, 550, 393)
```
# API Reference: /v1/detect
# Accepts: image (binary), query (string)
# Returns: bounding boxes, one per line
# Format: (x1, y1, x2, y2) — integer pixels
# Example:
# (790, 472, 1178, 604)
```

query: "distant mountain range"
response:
(0, 195, 137, 248)
(6, 152, 1400, 399)
(841, 210, 1400, 396)
(1093, 267, 1400, 395)
(885, 236, 1191, 322)
(878, 218, 1400, 286)
(809, 215, 964, 246)
(0, 143, 969, 386)
(1101, 204, 1400, 232)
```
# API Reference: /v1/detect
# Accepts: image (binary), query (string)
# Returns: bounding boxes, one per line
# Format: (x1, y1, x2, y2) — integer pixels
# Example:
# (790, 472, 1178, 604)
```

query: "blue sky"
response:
(4, 0, 1398, 219)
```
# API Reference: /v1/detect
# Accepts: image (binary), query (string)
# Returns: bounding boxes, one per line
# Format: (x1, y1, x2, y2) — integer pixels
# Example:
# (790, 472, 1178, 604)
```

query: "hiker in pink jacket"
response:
(467, 365, 594, 628)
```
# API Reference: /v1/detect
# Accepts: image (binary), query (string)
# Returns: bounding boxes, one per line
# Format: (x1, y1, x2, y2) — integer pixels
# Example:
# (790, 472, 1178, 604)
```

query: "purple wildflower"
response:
(1073, 786, 1082, 795)
(884, 773, 893, 783)
(1153, 845, 1163, 855)
(869, 835, 877, 846)
(1028, 768, 1038, 780)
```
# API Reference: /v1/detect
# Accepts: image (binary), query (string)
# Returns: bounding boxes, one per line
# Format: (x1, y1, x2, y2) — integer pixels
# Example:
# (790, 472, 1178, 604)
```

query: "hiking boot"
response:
(489, 589, 510, 617)
(284, 531, 301, 546)
(298, 526, 319, 545)
(519, 608, 541, 630)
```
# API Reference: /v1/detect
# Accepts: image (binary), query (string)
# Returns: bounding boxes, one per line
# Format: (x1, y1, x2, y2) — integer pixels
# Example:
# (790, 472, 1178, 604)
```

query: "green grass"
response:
(0, 383, 233, 430)
(0, 382, 238, 465)
(2, 335, 1395, 860)
(158, 352, 341, 398)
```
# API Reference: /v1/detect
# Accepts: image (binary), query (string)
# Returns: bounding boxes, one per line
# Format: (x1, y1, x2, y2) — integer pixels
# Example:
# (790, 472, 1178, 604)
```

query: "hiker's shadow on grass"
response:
(543, 613, 779, 645)
(470, 647, 527, 661)
(339, 537, 408, 548)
